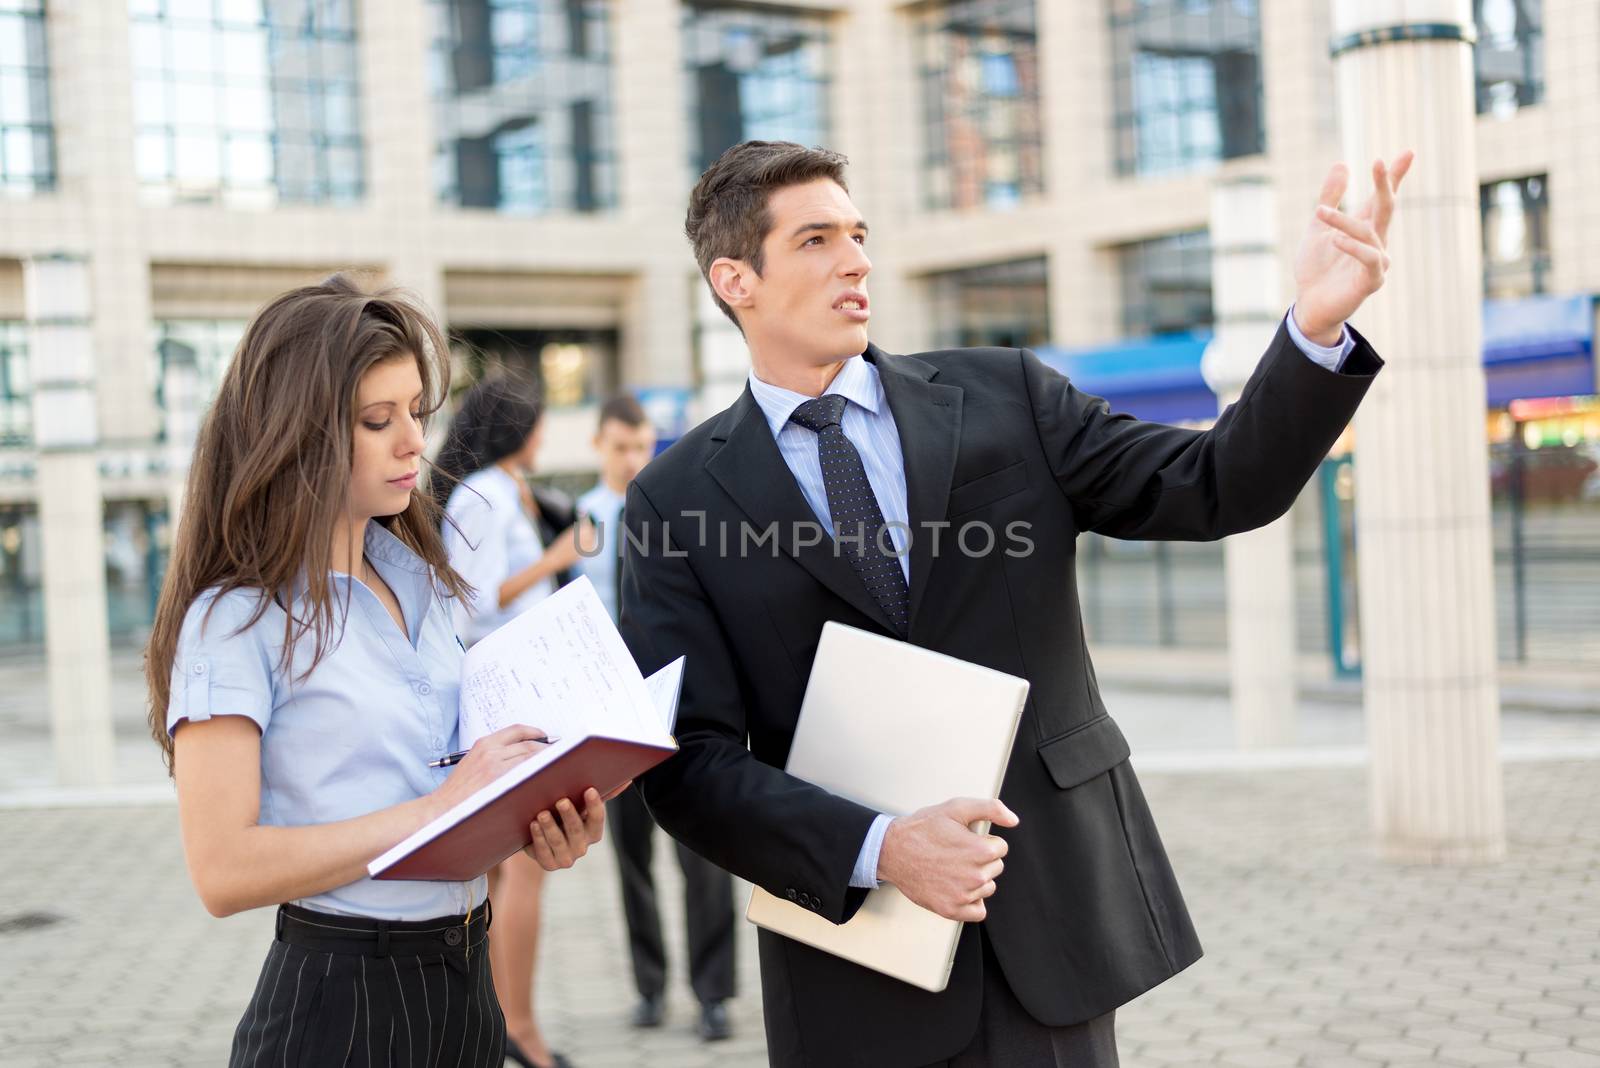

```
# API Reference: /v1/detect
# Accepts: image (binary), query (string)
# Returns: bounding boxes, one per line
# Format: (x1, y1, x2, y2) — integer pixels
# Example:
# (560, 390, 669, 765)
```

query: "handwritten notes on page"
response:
(456, 577, 663, 751)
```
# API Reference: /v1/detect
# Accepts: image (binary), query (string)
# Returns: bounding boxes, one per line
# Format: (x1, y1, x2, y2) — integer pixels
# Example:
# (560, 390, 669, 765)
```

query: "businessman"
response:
(620, 140, 1410, 1067)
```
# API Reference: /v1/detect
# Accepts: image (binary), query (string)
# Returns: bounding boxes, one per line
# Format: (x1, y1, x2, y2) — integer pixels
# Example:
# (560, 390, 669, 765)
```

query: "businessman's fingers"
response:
(944, 797, 1019, 829)
(951, 901, 987, 923)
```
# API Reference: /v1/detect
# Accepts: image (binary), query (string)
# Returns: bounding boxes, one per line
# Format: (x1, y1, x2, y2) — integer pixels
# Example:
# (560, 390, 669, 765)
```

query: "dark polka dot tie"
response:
(789, 394, 910, 635)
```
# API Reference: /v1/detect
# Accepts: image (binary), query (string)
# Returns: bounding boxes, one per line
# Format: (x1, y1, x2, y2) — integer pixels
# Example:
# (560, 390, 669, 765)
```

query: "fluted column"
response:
(27, 255, 114, 788)
(1200, 177, 1298, 748)
(1330, 0, 1505, 862)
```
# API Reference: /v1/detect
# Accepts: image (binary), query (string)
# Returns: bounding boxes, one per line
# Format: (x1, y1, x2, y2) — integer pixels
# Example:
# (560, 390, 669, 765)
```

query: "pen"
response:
(428, 738, 560, 769)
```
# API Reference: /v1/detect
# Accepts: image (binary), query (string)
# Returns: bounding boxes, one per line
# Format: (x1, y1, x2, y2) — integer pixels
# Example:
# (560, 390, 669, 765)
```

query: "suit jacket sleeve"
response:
(619, 480, 878, 925)
(1021, 319, 1383, 540)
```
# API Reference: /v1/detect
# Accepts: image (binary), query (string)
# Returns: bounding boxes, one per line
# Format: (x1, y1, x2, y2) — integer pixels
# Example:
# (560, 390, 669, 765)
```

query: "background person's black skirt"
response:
(228, 901, 506, 1067)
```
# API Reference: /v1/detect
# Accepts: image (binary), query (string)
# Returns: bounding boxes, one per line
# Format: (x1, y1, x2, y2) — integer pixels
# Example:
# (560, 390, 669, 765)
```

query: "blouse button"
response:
(192, 663, 206, 676)
(416, 681, 432, 696)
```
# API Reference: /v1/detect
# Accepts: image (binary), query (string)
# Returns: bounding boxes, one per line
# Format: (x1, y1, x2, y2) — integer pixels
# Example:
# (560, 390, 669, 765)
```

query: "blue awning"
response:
(1035, 295, 1597, 423)
(1483, 294, 1594, 407)
(1035, 331, 1216, 425)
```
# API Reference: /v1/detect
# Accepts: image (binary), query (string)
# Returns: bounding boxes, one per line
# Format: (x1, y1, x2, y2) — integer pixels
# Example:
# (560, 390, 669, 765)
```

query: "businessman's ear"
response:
(710, 257, 757, 317)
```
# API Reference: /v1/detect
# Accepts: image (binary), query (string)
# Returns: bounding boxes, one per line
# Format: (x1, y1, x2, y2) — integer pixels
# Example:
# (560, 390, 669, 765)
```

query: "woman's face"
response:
(348, 355, 426, 522)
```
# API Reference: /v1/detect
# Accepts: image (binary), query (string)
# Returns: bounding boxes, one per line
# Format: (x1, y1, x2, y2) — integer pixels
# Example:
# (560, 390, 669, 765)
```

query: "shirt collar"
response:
(748, 354, 882, 440)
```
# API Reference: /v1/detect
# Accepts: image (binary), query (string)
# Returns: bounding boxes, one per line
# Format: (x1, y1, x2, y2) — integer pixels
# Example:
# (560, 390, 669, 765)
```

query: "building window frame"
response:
(1474, 0, 1542, 117)
(1480, 174, 1550, 299)
(0, 0, 55, 195)
(927, 255, 1050, 350)
(1117, 229, 1213, 337)
(913, 0, 1045, 212)
(681, 1, 832, 179)
(1108, 0, 1265, 180)
(429, 0, 619, 216)
(0, 320, 29, 446)
(129, 0, 365, 208)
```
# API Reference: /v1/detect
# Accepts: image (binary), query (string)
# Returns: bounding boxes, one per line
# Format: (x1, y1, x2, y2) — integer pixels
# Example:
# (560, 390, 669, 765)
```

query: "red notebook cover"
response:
(372, 736, 676, 882)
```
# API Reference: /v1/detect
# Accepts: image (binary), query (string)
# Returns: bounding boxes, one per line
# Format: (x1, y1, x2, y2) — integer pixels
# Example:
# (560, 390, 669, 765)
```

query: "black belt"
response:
(274, 900, 491, 959)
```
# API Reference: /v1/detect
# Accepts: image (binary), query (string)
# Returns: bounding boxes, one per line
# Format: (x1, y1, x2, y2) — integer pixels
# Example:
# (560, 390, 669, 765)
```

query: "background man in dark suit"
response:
(576, 395, 738, 1041)
(620, 140, 1411, 1067)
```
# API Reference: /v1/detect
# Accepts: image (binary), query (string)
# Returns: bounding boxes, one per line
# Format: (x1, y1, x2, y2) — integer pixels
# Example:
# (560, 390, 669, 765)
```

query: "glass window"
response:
(1117, 230, 1212, 336)
(913, 0, 1044, 212)
(927, 256, 1049, 350)
(682, 3, 831, 177)
(0, 320, 28, 445)
(1108, 0, 1263, 179)
(128, 0, 364, 207)
(430, 0, 618, 215)
(152, 319, 248, 438)
(0, 0, 53, 195)
(454, 326, 616, 411)
(1474, 0, 1542, 117)
(0, 502, 43, 649)
(1480, 175, 1549, 299)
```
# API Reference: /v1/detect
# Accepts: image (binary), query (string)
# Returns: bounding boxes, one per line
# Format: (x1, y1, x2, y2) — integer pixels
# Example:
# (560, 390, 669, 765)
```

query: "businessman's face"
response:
(741, 178, 872, 365)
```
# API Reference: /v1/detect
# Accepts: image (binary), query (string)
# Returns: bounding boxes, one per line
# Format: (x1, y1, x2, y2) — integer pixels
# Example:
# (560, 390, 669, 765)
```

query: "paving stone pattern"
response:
(1, 761, 1596, 1066)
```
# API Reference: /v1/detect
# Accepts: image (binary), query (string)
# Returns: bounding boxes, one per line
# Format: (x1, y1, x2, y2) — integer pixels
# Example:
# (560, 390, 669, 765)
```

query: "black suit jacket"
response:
(619, 324, 1382, 1066)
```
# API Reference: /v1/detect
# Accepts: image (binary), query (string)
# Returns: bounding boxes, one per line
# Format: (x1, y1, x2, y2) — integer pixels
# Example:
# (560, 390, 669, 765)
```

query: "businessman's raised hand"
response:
(877, 797, 1019, 923)
(1293, 151, 1415, 346)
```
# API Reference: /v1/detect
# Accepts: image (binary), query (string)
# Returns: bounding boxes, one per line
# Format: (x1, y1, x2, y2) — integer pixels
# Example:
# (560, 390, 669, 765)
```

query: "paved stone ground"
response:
(2, 760, 1598, 1067)
(2, 651, 1598, 1066)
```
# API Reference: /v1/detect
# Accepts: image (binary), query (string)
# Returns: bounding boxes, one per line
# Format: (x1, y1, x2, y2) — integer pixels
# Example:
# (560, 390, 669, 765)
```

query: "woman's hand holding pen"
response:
(427, 724, 553, 815)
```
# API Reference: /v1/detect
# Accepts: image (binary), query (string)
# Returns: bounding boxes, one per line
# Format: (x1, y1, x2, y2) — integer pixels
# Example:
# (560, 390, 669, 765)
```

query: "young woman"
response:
(431, 375, 584, 1068)
(145, 275, 610, 1068)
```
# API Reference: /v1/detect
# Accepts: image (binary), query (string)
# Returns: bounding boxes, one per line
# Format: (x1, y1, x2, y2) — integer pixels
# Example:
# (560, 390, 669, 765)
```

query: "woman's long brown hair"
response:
(144, 274, 472, 774)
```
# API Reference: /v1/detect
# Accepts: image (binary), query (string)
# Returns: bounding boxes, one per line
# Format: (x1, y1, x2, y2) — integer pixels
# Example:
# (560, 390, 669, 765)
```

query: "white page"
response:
(457, 577, 659, 750)
(643, 656, 685, 734)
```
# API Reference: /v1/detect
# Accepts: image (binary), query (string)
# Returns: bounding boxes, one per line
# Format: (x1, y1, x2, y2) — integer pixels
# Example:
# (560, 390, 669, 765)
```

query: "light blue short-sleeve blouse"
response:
(166, 521, 486, 921)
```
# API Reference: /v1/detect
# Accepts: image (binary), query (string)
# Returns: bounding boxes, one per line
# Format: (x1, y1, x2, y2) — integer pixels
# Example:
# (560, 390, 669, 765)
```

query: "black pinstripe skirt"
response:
(228, 902, 506, 1068)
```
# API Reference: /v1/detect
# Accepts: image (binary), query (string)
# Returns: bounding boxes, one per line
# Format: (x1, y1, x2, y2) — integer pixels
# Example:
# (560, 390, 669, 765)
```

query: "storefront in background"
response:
(1043, 293, 1600, 671)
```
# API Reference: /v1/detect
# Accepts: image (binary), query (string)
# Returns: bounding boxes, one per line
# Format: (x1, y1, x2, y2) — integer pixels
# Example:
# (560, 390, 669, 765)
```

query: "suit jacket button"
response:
(786, 888, 797, 902)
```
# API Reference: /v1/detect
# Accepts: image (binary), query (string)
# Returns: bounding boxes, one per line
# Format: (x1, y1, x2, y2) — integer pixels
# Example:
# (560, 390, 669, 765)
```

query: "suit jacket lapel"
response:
(866, 345, 963, 633)
(705, 387, 900, 632)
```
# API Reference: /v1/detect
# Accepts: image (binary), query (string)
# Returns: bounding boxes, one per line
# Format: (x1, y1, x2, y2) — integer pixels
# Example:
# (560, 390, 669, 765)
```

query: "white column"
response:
(613, 0, 693, 396)
(1331, 1, 1505, 863)
(360, 0, 444, 313)
(1200, 177, 1298, 748)
(48, 0, 156, 445)
(26, 256, 114, 788)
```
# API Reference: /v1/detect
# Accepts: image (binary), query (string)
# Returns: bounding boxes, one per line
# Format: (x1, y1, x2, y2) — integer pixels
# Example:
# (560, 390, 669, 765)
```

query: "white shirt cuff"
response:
(849, 813, 895, 889)
(1285, 304, 1356, 372)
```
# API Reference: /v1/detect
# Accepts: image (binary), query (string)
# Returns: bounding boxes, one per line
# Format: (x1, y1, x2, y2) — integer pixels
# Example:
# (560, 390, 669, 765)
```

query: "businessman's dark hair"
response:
(685, 140, 850, 332)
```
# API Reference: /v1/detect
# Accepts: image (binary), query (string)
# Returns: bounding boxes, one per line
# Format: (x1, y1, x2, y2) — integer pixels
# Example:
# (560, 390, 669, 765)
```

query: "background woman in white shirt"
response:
(433, 374, 585, 1068)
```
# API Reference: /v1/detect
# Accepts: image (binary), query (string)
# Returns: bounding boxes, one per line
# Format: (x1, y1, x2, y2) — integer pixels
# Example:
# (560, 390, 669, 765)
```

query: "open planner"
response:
(370, 576, 684, 882)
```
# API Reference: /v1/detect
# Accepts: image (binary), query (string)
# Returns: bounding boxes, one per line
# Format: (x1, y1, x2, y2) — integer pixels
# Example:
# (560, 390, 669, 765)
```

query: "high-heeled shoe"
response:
(503, 1037, 574, 1068)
